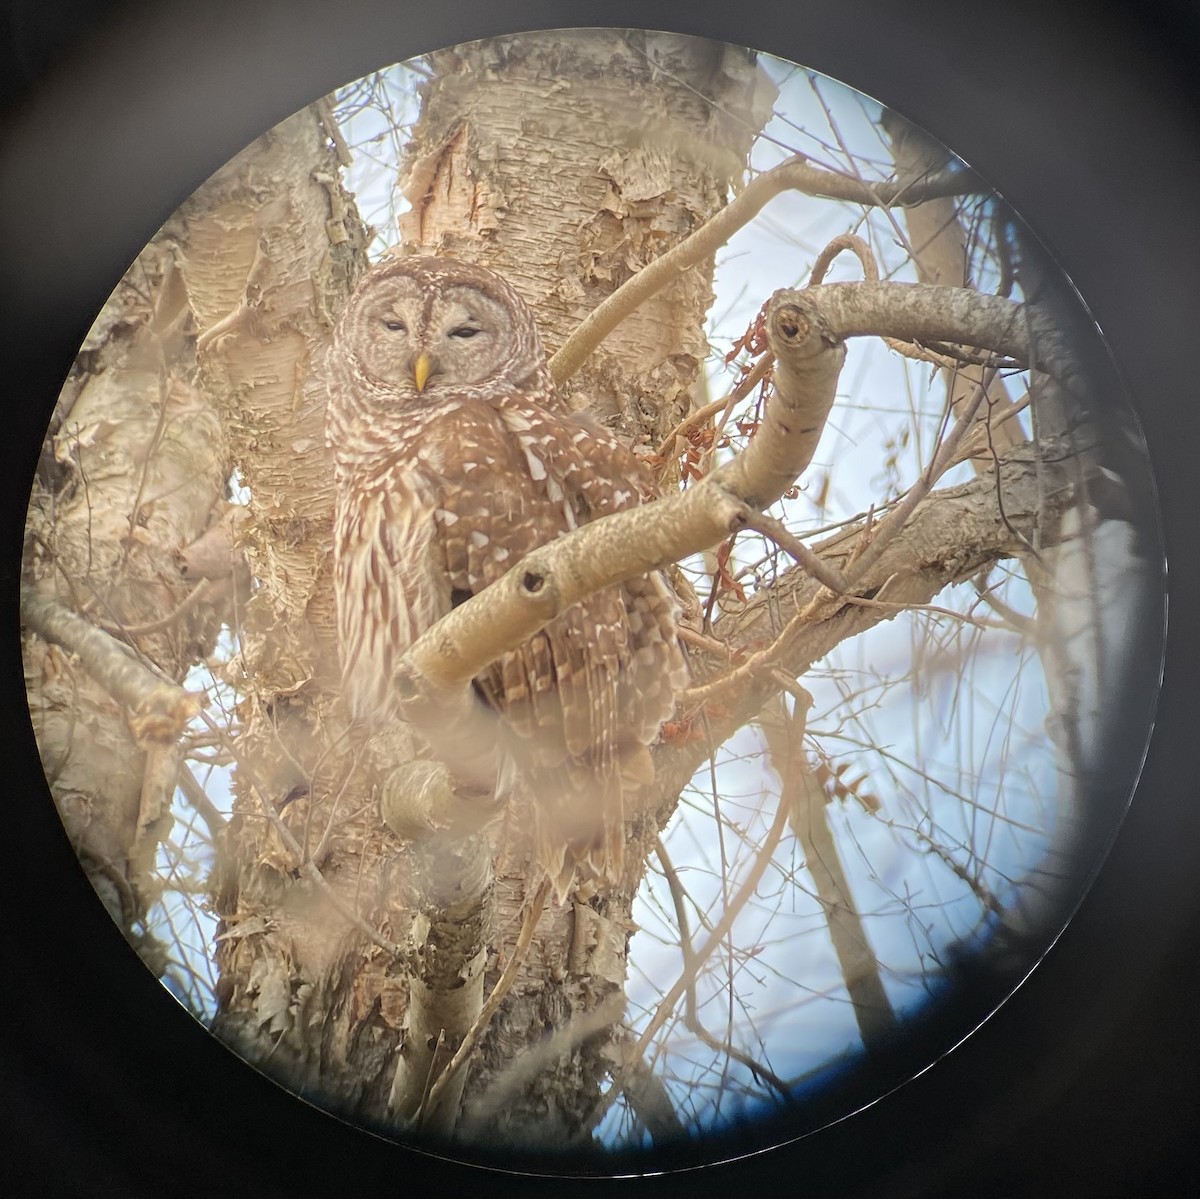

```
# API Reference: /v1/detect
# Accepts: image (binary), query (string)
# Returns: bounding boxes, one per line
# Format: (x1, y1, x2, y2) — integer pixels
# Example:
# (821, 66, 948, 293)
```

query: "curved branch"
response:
(550, 156, 985, 382)
(399, 280, 1065, 705)
(804, 281, 1083, 394)
(398, 289, 845, 700)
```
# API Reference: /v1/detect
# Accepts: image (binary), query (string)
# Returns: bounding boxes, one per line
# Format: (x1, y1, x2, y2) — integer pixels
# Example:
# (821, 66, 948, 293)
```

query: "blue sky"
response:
(124, 35, 1155, 1149)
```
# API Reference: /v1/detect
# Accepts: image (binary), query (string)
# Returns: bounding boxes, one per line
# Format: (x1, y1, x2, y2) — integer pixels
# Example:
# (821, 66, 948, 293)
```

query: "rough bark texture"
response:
(19, 34, 1096, 1160)
(387, 31, 777, 1146)
(397, 32, 776, 455)
(23, 236, 228, 941)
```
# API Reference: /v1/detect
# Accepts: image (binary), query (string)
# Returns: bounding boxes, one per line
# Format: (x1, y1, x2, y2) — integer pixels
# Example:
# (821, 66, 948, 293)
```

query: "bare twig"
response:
(654, 353, 774, 462)
(904, 822, 1006, 919)
(740, 507, 849, 592)
(464, 992, 627, 1138)
(839, 593, 998, 631)
(550, 157, 984, 382)
(838, 368, 995, 584)
(588, 791, 791, 1135)
(807, 232, 967, 368)
(99, 579, 213, 637)
(608, 1032, 689, 1142)
(654, 837, 791, 1098)
(176, 761, 228, 835)
(634, 789, 791, 1057)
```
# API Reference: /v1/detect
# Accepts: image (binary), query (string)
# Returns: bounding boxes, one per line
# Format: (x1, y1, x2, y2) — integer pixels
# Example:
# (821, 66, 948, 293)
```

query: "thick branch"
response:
(718, 294, 845, 507)
(550, 156, 982, 381)
(805, 282, 1083, 395)
(652, 447, 1080, 804)
(21, 591, 201, 742)
(400, 281, 1058, 710)
(399, 288, 845, 700)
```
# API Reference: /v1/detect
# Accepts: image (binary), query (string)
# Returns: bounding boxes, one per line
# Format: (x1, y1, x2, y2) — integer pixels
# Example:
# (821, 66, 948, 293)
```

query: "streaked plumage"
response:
(325, 255, 685, 899)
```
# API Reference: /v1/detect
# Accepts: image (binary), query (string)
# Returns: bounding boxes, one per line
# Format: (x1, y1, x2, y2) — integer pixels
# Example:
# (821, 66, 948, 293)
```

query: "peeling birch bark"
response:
(22, 237, 227, 932)
(397, 31, 776, 457)
(390, 31, 779, 1143)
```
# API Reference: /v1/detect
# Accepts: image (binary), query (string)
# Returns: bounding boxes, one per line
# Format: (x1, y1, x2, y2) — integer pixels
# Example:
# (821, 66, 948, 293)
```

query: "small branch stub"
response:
(396, 285, 849, 711)
(716, 290, 845, 510)
(380, 760, 502, 841)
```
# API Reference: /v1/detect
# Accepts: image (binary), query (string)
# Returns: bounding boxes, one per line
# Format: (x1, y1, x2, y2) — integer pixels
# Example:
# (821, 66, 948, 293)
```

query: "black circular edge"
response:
(3, 2, 1198, 1196)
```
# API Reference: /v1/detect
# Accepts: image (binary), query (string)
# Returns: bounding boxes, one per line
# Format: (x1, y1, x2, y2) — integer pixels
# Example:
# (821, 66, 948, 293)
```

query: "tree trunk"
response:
(162, 32, 773, 1144)
(18, 31, 1115, 1161)
(23, 235, 228, 950)
(399, 31, 773, 1147)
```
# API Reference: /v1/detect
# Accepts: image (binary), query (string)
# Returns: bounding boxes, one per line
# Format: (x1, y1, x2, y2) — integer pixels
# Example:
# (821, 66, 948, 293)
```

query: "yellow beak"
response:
(412, 352, 433, 393)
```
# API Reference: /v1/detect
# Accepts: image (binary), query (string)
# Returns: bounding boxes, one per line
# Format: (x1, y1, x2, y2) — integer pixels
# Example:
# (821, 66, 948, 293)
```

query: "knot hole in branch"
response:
(772, 304, 809, 343)
(393, 667, 420, 703)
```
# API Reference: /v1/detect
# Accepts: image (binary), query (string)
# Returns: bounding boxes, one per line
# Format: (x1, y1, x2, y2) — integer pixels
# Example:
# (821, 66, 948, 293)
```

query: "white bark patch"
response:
(599, 143, 673, 206)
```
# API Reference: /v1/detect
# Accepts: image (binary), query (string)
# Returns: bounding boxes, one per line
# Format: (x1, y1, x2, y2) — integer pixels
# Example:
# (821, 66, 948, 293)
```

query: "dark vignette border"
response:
(2, 2, 1198, 1196)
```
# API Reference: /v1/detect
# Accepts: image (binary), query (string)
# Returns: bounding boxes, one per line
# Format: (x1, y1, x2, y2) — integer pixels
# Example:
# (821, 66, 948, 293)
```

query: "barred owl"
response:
(325, 255, 686, 900)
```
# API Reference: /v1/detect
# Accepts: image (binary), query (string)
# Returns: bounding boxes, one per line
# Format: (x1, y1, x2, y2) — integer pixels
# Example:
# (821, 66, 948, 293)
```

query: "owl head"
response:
(330, 255, 554, 406)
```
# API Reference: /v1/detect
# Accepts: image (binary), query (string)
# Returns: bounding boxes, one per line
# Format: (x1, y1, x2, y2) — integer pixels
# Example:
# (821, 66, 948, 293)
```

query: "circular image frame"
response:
(2, 2, 1200, 1199)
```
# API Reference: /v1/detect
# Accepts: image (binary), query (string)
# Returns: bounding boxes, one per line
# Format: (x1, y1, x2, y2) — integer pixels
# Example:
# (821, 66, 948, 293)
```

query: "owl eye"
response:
(383, 319, 407, 333)
(449, 325, 481, 339)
